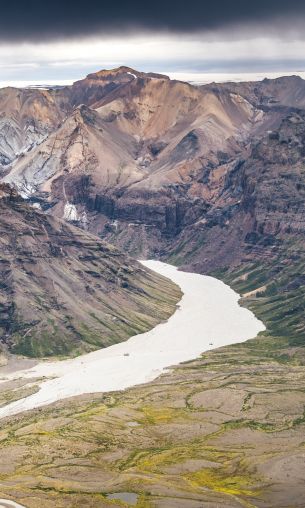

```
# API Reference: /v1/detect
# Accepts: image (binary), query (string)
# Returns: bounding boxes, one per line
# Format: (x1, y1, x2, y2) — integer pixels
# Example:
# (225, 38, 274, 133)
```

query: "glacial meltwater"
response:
(0, 261, 265, 419)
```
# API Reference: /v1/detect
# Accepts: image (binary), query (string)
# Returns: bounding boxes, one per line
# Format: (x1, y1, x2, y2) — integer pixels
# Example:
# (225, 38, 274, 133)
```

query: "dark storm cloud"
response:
(1, 0, 305, 41)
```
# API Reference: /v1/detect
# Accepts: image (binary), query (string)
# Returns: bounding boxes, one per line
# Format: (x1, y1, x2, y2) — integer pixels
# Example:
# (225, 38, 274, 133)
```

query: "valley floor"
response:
(0, 338, 304, 507)
(0, 264, 303, 507)
(0, 261, 263, 419)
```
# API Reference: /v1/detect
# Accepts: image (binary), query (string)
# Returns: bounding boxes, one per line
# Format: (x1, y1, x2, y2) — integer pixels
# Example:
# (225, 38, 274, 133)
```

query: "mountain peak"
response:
(84, 66, 169, 82)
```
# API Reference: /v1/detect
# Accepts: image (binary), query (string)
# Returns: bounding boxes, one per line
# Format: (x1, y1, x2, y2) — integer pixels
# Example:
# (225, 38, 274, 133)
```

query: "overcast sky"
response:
(1, 0, 305, 82)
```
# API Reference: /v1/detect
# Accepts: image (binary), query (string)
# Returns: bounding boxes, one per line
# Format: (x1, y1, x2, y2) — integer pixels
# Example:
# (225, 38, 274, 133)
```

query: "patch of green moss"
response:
(185, 467, 258, 497)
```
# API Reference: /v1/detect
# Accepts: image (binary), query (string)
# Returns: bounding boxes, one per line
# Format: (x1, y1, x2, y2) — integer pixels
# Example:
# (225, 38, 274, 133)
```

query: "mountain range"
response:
(2, 67, 305, 266)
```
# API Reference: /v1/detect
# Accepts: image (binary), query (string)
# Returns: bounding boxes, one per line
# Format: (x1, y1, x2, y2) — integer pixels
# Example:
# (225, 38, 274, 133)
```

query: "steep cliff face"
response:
(166, 110, 305, 270)
(0, 184, 180, 357)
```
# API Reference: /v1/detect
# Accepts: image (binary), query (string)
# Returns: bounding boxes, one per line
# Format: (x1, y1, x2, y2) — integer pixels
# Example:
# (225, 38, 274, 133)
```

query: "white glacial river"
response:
(0, 501, 27, 508)
(0, 261, 265, 420)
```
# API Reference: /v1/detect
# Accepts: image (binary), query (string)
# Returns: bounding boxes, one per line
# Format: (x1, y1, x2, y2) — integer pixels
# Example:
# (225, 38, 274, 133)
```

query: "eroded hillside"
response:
(0, 184, 180, 357)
